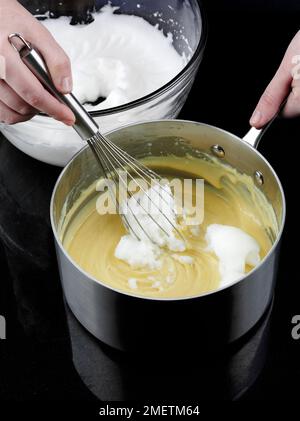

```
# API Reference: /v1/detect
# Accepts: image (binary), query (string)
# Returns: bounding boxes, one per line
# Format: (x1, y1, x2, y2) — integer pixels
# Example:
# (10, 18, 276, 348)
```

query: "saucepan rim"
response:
(50, 119, 286, 302)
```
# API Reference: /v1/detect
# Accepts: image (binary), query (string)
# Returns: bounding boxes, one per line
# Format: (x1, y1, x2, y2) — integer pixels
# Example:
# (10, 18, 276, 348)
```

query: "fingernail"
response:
(61, 76, 72, 93)
(250, 110, 262, 126)
(63, 119, 75, 126)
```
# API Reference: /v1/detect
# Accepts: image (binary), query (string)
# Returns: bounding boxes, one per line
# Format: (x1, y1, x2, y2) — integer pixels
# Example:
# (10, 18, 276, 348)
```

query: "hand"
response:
(0, 0, 75, 125)
(250, 30, 300, 128)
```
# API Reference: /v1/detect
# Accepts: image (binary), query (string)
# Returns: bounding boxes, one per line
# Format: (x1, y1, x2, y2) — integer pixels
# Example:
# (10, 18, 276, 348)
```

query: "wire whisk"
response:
(9, 34, 185, 247)
(89, 131, 185, 247)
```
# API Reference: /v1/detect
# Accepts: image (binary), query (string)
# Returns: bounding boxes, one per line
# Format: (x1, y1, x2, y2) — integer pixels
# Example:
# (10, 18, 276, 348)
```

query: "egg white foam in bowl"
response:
(0, 4, 202, 166)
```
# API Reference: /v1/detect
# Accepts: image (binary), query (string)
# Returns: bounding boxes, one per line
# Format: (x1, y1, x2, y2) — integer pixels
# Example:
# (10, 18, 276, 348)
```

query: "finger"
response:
(0, 79, 36, 115)
(28, 24, 73, 94)
(0, 99, 35, 125)
(250, 64, 292, 128)
(5, 49, 75, 125)
(250, 31, 300, 128)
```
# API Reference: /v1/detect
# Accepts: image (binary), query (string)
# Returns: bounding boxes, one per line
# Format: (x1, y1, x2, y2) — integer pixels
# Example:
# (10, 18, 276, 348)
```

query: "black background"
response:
(1, 0, 300, 405)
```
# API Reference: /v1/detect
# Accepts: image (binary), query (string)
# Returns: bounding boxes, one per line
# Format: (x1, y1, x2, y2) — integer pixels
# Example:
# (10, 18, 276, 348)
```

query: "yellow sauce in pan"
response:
(61, 154, 278, 298)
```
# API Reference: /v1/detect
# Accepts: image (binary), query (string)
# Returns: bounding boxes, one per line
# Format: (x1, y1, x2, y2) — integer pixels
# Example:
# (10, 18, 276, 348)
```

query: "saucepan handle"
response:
(243, 100, 288, 149)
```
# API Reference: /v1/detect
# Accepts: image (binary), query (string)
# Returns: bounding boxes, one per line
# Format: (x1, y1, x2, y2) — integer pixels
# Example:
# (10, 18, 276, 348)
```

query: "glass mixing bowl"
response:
(0, 0, 207, 166)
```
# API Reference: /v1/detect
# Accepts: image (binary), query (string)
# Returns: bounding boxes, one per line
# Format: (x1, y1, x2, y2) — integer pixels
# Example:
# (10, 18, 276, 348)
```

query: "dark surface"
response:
(1, 1, 300, 403)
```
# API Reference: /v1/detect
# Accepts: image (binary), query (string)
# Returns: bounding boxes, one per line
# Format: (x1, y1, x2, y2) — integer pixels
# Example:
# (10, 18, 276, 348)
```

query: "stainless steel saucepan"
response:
(50, 120, 285, 351)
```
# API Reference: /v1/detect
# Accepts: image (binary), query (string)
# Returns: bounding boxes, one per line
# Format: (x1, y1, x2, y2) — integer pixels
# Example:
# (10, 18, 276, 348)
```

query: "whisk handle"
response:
(8, 33, 98, 140)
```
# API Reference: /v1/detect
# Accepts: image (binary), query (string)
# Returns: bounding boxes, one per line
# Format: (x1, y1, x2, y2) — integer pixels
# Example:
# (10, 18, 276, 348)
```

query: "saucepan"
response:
(50, 120, 285, 351)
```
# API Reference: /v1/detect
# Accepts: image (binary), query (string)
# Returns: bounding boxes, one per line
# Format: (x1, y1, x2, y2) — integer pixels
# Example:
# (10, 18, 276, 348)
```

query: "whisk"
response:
(9, 34, 184, 245)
